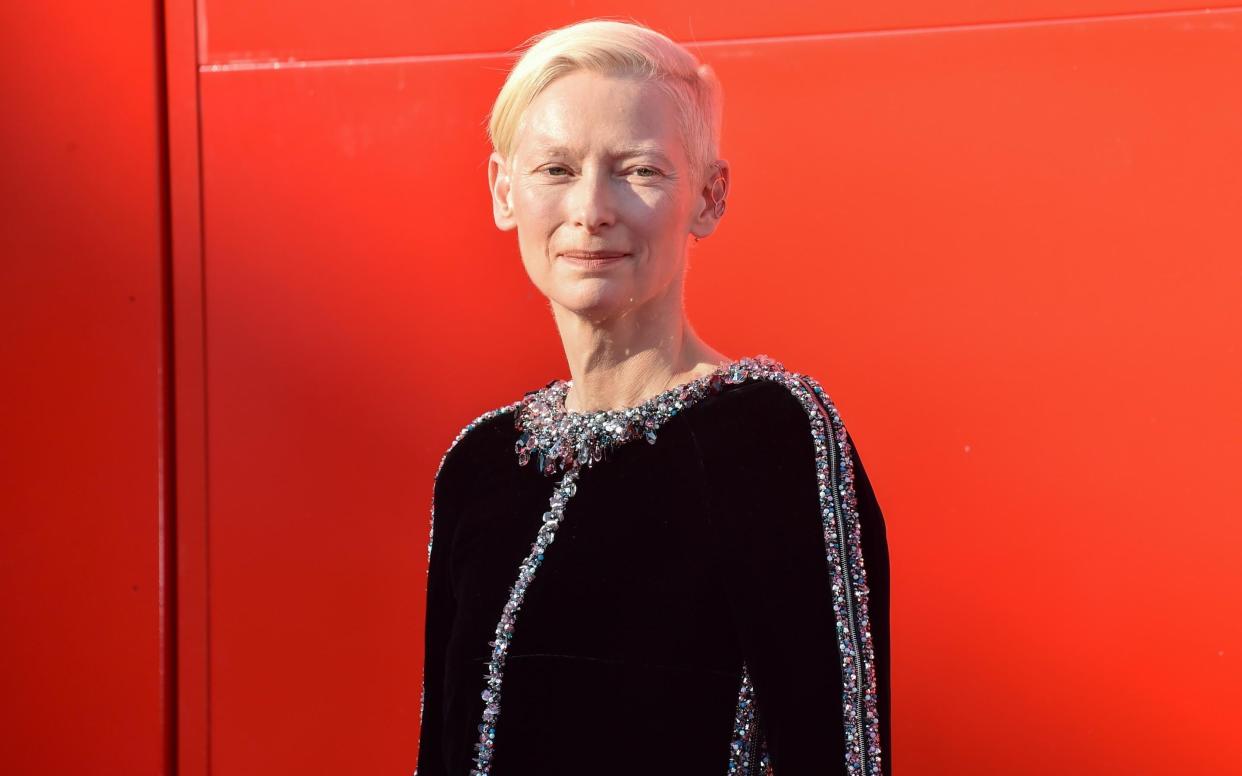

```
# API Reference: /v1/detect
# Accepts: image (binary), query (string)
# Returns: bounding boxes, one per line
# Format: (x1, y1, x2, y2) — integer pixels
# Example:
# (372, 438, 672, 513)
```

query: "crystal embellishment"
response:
(728, 662, 773, 775)
(513, 356, 762, 476)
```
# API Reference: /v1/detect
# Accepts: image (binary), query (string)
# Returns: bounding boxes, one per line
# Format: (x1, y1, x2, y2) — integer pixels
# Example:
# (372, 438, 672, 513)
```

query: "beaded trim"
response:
(418, 355, 882, 776)
(415, 399, 526, 776)
(797, 371, 883, 774)
(513, 358, 759, 475)
(728, 662, 773, 775)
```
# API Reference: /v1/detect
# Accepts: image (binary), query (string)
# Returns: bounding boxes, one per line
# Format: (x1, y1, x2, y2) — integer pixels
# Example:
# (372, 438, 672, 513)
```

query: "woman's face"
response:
(488, 70, 723, 323)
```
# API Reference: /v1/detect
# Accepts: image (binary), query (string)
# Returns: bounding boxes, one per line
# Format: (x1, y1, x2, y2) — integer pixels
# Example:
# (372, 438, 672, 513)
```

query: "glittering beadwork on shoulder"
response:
(447, 353, 883, 776)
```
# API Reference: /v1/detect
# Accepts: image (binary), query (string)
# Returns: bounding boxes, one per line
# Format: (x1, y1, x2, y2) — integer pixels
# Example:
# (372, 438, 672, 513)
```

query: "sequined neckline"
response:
(514, 353, 785, 475)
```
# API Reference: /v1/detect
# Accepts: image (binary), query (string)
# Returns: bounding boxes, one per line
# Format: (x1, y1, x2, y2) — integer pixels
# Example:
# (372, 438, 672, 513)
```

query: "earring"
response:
(709, 176, 726, 218)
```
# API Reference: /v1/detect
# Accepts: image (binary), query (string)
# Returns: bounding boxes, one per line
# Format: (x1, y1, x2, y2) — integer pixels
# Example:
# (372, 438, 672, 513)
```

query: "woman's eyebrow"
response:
(531, 143, 672, 164)
(532, 143, 575, 156)
(616, 145, 673, 164)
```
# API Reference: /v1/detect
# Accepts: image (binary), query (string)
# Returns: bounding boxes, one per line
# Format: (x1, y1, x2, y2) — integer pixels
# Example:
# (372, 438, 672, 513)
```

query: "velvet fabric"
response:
(416, 377, 891, 775)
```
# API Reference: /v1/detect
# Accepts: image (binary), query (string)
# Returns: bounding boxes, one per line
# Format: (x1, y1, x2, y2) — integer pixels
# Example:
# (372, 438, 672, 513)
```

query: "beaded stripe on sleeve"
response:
(798, 370, 883, 774)
(415, 399, 526, 776)
(728, 663, 773, 775)
(435, 354, 880, 776)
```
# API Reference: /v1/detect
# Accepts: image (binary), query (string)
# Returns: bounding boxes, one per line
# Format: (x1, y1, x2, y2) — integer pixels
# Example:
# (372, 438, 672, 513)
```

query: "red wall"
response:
(3, 2, 1239, 774)
(0, 3, 172, 774)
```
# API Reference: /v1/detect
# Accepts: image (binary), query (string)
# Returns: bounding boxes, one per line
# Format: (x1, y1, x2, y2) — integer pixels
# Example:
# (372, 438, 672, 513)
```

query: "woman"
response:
(415, 18, 891, 776)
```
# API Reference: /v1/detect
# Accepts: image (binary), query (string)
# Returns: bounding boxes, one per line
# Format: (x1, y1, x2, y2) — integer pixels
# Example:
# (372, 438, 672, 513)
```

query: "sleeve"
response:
(691, 381, 891, 776)
(414, 441, 468, 776)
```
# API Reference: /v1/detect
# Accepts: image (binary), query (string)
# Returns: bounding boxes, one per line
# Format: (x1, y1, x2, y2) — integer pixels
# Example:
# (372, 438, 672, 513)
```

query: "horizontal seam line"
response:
(504, 653, 738, 678)
(200, 6, 1240, 72)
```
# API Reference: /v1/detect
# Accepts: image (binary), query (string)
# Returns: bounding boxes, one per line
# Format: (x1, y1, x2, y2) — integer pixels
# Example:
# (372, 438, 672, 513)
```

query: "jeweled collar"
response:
(514, 353, 785, 476)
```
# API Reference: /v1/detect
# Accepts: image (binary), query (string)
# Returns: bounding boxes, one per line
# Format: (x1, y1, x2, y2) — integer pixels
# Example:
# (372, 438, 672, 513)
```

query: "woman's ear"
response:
(488, 151, 517, 231)
(689, 159, 730, 241)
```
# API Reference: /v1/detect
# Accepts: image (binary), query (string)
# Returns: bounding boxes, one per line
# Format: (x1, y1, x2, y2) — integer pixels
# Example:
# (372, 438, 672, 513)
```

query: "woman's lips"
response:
(560, 251, 628, 259)
(558, 251, 630, 268)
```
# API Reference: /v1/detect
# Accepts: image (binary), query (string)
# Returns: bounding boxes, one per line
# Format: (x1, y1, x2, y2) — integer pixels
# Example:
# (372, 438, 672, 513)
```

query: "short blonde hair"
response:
(487, 18, 724, 188)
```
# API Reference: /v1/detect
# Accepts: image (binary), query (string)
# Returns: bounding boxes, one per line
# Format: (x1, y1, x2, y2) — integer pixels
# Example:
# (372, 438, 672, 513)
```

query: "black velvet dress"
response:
(415, 355, 891, 776)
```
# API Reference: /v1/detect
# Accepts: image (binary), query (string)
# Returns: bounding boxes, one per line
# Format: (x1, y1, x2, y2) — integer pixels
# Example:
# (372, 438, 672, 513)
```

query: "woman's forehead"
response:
(515, 75, 684, 159)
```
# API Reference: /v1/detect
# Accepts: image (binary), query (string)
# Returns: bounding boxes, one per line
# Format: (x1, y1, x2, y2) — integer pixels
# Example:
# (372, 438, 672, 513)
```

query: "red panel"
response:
(0, 3, 171, 775)
(197, 7, 1241, 774)
(199, 1, 1228, 64)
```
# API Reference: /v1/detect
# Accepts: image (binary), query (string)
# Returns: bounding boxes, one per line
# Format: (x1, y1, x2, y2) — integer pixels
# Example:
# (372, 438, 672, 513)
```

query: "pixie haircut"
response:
(487, 18, 724, 189)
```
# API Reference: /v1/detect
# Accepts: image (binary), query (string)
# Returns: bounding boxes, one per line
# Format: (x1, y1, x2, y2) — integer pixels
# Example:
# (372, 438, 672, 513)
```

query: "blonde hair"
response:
(486, 18, 724, 188)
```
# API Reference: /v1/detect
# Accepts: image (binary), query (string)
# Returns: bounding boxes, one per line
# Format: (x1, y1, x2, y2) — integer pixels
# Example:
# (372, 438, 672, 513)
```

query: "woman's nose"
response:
(568, 169, 616, 232)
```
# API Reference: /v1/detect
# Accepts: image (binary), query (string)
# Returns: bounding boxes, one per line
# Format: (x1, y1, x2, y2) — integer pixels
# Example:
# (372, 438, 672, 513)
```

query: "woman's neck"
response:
(552, 300, 730, 413)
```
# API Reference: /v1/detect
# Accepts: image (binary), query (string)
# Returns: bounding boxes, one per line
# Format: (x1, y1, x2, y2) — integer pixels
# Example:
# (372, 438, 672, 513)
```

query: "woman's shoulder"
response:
(686, 367, 834, 453)
(432, 395, 524, 486)
(697, 373, 808, 418)
(432, 374, 565, 481)
(690, 365, 834, 439)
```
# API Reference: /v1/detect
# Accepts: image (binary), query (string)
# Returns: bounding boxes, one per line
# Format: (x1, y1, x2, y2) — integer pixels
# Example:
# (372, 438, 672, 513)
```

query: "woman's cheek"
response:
(523, 198, 560, 231)
(514, 181, 549, 211)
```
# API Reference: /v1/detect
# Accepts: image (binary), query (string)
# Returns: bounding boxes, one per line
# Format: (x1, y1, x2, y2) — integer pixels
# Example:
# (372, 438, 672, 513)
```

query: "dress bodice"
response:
(415, 355, 891, 776)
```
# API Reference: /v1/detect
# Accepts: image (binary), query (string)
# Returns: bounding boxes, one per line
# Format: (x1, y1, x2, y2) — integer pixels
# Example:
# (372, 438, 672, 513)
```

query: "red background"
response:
(2, 2, 1239, 774)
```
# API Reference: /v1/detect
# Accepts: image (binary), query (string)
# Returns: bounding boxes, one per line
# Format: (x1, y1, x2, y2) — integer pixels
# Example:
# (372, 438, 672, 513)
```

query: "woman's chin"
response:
(551, 283, 635, 321)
